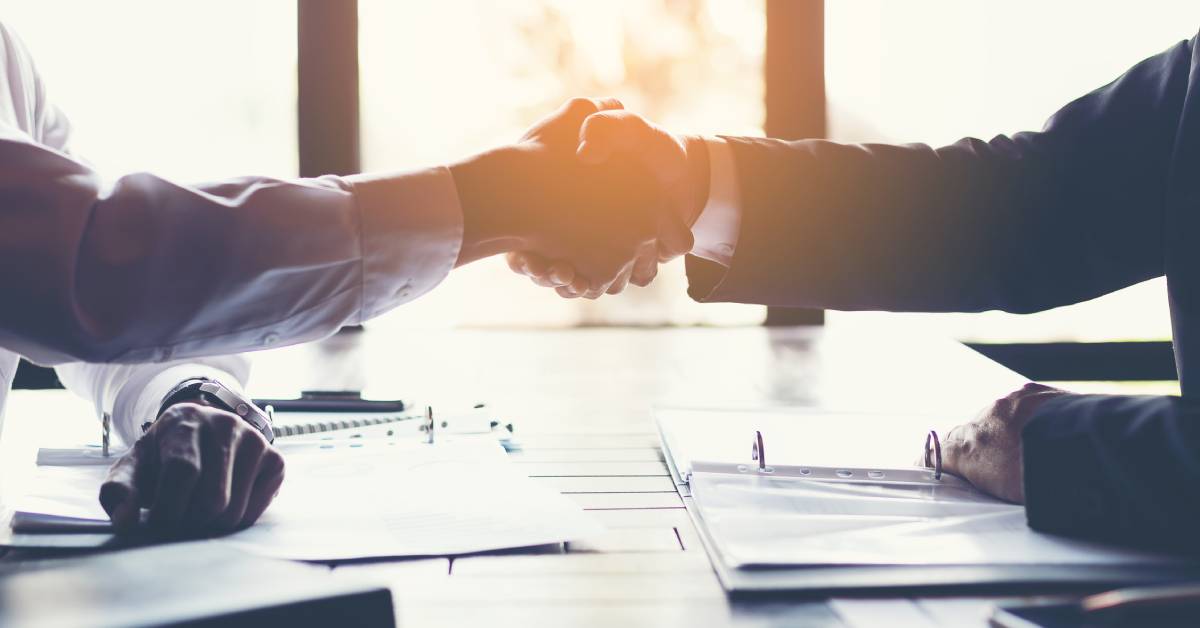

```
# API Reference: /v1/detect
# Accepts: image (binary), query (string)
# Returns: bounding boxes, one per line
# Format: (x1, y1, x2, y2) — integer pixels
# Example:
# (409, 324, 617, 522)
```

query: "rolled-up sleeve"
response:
(0, 126, 462, 365)
(347, 169, 463, 321)
(55, 355, 252, 447)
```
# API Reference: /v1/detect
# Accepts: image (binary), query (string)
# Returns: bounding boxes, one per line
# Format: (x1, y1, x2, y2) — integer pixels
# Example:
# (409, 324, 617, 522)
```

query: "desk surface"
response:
(1, 318, 1035, 627)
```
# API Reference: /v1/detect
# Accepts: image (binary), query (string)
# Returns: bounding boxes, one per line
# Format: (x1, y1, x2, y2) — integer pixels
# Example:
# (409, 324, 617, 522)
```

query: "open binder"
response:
(656, 407, 1200, 595)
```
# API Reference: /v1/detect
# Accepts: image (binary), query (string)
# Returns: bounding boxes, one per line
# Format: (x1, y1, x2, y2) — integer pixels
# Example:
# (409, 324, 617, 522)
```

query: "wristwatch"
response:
(148, 377, 276, 443)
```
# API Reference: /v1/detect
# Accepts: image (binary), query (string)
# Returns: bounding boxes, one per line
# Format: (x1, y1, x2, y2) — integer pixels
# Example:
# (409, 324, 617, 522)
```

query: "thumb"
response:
(656, 206, 694, 262)
(577, 110, 654, 165)
(100, 451, 144, 533)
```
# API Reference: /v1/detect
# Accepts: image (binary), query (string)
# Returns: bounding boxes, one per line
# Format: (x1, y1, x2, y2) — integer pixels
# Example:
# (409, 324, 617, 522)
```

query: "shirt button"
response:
(262, 332, 280, 346)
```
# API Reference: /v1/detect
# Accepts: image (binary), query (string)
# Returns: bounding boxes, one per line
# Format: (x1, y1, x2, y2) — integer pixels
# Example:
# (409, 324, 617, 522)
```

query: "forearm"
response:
(689, 38, 1193, 313)
(0, 131, 461, 364)
(1022, 394, 1200, 553)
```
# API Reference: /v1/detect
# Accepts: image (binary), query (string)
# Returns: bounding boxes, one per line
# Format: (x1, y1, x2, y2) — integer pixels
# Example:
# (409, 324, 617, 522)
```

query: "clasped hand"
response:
(451, 98, 706, 298)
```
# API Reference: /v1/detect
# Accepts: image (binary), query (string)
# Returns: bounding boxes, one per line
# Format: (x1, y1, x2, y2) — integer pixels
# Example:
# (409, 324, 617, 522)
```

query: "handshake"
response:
(449, 98, 709, 298)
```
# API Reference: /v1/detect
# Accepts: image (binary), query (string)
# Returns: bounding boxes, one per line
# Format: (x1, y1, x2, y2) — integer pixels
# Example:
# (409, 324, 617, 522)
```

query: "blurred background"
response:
(3, 0, 1198, 389)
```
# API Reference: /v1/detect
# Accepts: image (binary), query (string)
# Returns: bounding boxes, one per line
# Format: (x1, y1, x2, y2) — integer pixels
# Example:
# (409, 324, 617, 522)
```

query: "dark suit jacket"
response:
(687, 35, 1200, 553)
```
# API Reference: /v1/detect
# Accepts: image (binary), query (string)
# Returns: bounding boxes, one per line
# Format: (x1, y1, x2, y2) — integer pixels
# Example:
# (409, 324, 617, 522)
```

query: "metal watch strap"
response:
(149, 377, 275, 443)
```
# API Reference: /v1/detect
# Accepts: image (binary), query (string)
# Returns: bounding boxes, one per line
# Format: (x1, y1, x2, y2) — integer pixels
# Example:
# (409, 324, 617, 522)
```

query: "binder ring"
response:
(923, 430, 943, 480)
(752, 430, 766, 471)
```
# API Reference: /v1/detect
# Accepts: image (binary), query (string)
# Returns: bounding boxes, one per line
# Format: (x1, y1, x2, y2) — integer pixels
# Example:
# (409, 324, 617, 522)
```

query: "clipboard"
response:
(655, 408, 1200, 596)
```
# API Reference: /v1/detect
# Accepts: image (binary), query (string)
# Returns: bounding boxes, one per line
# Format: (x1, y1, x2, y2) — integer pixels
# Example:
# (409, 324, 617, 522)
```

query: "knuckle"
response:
(198, 488, 232, 514)
(161, 455, 201, 481)
(240, 431, 268, 455)
(565, 97, 597, 116)
(261, 449, 286, 476)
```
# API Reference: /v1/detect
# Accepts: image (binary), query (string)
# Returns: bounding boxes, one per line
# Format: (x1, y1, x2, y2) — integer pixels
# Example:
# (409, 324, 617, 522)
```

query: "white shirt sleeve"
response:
(688, 137, 742, 267)
(55, 356, 252, 448)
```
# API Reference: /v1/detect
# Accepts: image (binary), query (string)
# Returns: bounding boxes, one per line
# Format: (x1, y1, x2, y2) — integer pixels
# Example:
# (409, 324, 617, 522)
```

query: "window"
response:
(358, 0, 767, 330)
(824, 0, 1199, 342)
(1, 1, 297, 181)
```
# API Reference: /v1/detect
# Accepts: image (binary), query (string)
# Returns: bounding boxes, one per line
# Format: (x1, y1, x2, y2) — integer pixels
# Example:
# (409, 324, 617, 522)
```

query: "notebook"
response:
(656, 406, 1200, 594)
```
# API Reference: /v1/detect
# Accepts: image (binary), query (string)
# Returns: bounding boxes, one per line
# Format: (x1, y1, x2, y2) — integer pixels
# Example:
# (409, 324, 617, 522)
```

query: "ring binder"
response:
(701, 429, 961, 486)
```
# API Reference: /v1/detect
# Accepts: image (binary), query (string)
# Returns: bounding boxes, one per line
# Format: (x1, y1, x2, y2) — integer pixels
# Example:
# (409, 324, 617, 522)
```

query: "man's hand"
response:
(935, 383, 1070, 503)
(99, 402, 285, 536)
(505, 109, 710, 296)
(451, 98, 692, 298)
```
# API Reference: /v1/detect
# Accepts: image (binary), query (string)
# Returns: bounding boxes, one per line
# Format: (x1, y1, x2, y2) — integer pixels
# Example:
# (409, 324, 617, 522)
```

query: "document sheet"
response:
(11, 439, 603, 559)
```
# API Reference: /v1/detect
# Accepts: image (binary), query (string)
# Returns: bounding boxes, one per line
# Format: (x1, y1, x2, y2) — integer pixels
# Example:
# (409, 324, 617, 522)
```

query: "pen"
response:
(101, 412, 111, 458)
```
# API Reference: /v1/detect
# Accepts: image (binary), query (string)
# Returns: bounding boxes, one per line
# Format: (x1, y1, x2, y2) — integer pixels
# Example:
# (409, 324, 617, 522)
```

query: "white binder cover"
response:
(655, 407, 1200, 594)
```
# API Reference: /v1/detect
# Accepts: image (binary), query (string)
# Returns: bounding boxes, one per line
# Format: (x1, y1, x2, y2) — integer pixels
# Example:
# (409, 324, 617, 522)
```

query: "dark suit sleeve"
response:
(1022, 394, 1200, 554)
(688, 37, 1195, 313)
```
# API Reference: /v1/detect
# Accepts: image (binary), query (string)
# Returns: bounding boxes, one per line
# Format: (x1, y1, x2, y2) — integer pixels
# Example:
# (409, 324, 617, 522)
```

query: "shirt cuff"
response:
(345, 166, 464, 322)
(689, 137, 742, 267)
(112, 364, 244, 447)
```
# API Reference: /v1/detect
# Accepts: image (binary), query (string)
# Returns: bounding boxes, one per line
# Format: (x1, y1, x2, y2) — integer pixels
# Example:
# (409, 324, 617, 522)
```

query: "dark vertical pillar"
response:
(763, 0, 826, 326)
(298, 0, 361, 177)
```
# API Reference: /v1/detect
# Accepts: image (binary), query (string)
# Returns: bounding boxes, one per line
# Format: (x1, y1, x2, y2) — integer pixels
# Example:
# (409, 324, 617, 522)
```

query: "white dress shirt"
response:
(0, 23, 463, 447)
(690, 138, 743, 267)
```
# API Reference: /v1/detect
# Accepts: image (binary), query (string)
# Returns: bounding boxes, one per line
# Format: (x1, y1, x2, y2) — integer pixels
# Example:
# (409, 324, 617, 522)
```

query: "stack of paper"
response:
(10, 438, 602, 560)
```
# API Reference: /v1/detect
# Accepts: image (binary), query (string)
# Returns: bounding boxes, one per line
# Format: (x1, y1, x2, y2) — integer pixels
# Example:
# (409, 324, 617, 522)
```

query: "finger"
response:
(148, 421, 203, 532)
(590, 96, 624, 112)
(606, 262, 634, 295)
(184, 414, 239, 528)
(631, 249, 659, 287)
(584, 264, 625, 299)
(239, 449, 286, 528)
(546, 261, 576, 287)
(655, 208, 694, 262)
(557, 274, 590, 298)
(551, 97, 625, 140)
(211, 433, 268, 531)
(100, 449, 147, 533)
(520, 252, 551, 278)
(506, 251, 533, 275)
(577, 110, 650, 164)
(578, 111, 680, 172)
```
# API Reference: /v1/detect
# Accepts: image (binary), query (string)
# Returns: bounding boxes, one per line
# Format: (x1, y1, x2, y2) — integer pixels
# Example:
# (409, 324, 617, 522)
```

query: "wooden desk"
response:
(0, 317, 1031, 627)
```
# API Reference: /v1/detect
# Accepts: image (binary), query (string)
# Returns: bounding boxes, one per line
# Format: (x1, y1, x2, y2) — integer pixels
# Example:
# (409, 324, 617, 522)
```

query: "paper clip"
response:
(923, 430, 943, 480)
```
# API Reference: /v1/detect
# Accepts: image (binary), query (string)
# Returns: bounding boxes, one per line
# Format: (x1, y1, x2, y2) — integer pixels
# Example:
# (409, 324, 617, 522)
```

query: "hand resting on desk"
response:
(933, 383, 1070, 503)
(99, 402, 285, 535)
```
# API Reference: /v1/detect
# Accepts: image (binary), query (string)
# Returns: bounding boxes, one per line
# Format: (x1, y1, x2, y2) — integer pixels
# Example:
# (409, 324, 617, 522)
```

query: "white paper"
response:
(691, 470, 1180, 568)
(12, 439, 602, 560)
